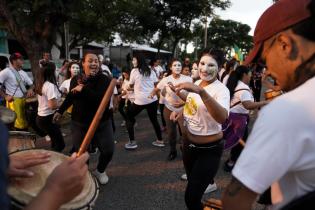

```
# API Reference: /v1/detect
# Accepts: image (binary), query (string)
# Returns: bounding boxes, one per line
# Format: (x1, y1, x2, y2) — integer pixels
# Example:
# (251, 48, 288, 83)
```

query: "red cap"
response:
(244, 0, 312, 65)
(9, 52, 23, 61)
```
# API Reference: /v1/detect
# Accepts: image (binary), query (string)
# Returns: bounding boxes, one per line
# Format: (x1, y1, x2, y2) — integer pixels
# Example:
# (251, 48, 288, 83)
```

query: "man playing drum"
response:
(0, 52, 34, 130)
(223, 0, 315, 209)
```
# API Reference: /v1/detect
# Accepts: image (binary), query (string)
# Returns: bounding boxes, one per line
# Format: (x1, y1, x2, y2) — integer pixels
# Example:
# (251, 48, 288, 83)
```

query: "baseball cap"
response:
(9, 52, 23, 61)
(244, 0, 312, 65)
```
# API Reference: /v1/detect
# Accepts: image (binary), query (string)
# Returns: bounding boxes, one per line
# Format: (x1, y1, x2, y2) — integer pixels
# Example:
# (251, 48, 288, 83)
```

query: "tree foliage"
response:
(192, 18, 253, 55)
(0, 0, 232, 72)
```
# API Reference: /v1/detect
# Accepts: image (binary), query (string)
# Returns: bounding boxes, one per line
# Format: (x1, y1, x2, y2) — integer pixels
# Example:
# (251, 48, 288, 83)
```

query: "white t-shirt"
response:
(230, 81, 253, 114)
(232, 77, 315, 209)
(0, 67, 33, 98)
(222, 74, 230, 86)
(129, 68, 158, 105)
(154, 65, 164, 78)
(37, 81, 61, 116)
(109, 86, 118, 109)
(59, 78, 71, 93)
(218, 68, 225, 81)
(157, 74, 192, 112)
(183, 79, 230, 136)
(121, 79, 135, 102)
(101, 64, 111, 76)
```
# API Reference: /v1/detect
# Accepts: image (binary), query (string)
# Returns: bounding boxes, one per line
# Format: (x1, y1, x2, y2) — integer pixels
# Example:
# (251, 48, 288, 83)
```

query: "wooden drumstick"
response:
(77, 78, 117, 157)
(239, 138, 246, 147)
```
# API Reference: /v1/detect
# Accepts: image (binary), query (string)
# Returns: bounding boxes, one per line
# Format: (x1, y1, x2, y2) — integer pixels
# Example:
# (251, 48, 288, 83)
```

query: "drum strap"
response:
(230, 88, 251, 108)
(10, 67, 27, 96)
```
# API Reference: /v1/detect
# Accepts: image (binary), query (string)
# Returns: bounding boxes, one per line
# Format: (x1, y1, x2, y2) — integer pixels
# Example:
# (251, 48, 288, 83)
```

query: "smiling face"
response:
(171, 61, 182, 75)
(198, 55, 218, 81)
(82, 54, 99, 76)
(70, 63, 80, 77)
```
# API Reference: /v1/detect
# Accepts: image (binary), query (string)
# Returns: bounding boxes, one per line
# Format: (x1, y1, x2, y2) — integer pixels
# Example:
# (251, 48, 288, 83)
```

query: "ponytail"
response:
(226, 65, 250, 99)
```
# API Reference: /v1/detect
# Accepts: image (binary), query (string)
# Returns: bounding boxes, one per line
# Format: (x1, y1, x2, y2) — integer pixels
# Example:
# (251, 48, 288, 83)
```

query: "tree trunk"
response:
(24, 41, 52, 78)
(172, 38, 181, 57)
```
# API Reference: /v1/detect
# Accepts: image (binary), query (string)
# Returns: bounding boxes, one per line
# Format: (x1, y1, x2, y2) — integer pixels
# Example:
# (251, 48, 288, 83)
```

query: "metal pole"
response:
(195, 37, 198, 60)
(64, 22, 69, 60)
(204, 16, 208, 48)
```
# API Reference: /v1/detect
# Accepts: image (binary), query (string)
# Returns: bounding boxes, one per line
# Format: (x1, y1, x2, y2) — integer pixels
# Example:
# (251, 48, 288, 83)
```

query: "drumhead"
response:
(8, 149, 99, 210)
(25, 97, 38, 103)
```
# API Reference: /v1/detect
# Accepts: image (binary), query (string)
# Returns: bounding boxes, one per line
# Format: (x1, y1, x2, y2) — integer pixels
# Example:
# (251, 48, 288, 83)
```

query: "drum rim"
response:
(8, 133, 36, 155)
(8, 149, 100, 209)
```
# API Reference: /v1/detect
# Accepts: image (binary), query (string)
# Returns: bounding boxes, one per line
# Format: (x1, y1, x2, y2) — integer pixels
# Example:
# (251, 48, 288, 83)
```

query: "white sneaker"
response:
(94, 170, 109, 185)
(125, 141, 138, 150)
(62, 132, 66, 137)
(181, 173, 187, 181)
(45, 135, 51, 141)
(204, 183, 217, 194)
(152, 140, 165, 147)
(120, 121, 126, 127)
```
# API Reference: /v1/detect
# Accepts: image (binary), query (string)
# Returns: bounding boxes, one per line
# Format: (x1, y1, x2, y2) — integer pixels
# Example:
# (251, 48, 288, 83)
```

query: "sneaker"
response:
(45, 135, 51, 141)
(134, 122, 138, 128)
(94, 170, 109, 185)
(181, 173, 187, 181)
(204, 183, 217, 194)
(152, 140, 165, 147)
(120, 121, 126, 127)
(89, 147, 98, 155)
(223, 160, 235, 172)
(62, 132, 66, 137)
(157, 110, 161, 115)
(125, 141, 138, 150)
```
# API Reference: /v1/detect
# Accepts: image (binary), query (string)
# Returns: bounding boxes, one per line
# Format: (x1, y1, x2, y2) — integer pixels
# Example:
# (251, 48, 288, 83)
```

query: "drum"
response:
(8, 149, 99, 210)
(0, 106, 16, 124)
(8, 131, 36, 154)
(203, 198, 223, 210)
(25, 96, 38, 104)
(264, 89, 282, 100)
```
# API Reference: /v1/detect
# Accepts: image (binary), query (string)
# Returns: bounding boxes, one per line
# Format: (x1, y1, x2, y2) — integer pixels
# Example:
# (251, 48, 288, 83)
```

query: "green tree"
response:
(119, 0, 231, 57)
(192, 18, 253, 55)
(0, 0, 121, 74)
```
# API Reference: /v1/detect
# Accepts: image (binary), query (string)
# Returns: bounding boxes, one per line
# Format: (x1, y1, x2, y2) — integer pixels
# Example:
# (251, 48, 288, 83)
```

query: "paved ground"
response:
(34, 110, 266, 210)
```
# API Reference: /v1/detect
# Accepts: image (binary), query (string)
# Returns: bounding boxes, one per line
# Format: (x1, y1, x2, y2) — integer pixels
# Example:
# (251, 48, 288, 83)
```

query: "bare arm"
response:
(242, 100, 268, 110)
(48, 98, 59, 110)
(199, 89, 228, 124)
(175, 82, 228, 123)
(222, 177, 258, 210)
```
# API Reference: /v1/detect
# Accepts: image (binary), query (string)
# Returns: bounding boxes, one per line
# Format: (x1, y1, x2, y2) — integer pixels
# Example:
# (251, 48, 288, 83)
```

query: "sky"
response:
(217, 0, 273, 35)
(186, 0, 273, 53)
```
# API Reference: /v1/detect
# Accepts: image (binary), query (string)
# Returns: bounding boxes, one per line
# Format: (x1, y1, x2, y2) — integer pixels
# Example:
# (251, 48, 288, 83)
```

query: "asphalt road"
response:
(36, 110, 265, 210)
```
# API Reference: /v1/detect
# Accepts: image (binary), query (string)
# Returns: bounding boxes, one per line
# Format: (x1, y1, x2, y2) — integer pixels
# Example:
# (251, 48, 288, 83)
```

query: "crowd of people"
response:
(0, 0, 314, 209)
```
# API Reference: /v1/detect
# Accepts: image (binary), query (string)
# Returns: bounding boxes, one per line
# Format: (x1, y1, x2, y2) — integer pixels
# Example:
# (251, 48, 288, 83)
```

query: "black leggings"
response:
(159, 103, 166, 127)
(126, 100, 162, 141)
(71, 120, 114, 173)
(163, 107, 177, 152)
(118, 98, 131, 122)
(36, 114, 65, 152)
(182, 138, 223, 210)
